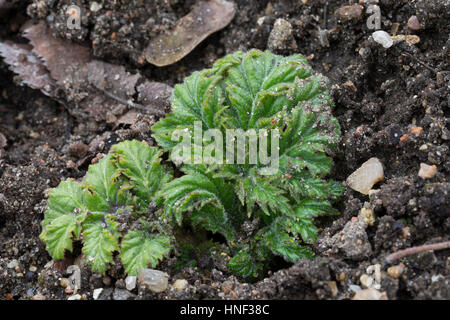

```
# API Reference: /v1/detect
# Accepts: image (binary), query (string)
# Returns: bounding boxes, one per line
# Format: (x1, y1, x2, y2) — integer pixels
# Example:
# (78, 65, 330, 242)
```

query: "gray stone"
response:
(267, 19, 294, 52)
(125, 276, 137, 291)
(97, 288, 113, 300)
(113, 288, 136, 300)
(7, 259, 19, 269)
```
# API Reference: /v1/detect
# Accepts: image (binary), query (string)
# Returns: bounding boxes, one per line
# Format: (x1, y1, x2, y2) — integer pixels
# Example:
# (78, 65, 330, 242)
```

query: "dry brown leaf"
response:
(116, 111, 140, 126)
(22, 21, 91, 86)
(0, 41, 56, 96)
(87, 60, 141, 100)
(144, 0, 236, 66)
(137, 81, 173, 111)
(2, 20, 173, 120)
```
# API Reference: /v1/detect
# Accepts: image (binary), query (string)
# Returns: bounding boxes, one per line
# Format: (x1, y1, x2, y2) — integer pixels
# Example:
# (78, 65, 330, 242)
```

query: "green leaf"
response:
(40, 179, 88, 260)
(43, 180, 87, 225)
(120, 230, 172, 276)
(112, 140, 172, 207)
(40, 212, 85, 260)
(161, 165, 237, 240)
(152, 49, 343, 278)
(42, 139, 174, 275)
(82, 213, 120, 274)
(82, 155, 125, 211)
(228, 247, 264, 279)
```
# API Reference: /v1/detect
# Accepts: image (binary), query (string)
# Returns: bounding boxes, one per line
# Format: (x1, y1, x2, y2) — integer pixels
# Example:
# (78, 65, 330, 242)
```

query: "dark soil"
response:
(0, 0, 449, 300)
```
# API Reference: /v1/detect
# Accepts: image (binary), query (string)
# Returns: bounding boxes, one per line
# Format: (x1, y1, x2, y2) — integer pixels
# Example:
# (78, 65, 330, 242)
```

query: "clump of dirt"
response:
(1, 0, 449, 300)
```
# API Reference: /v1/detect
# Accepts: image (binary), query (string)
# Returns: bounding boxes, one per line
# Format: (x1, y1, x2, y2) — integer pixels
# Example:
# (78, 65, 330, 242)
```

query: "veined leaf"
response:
(120, 230, 171, 276)
(82, 213, 120, 274)
(228, 247, 264, 279)
(153, 49, 343, 279)
(40, 212, 85, 260)
(112, 140, 172, 208)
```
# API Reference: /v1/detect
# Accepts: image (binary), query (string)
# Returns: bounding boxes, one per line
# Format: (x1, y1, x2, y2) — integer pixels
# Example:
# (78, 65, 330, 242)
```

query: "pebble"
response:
(31, 293, 46, 300)
(90, 2, 102, 12)
(349, 285, 362, 292)
(68, 141, 89, 158)
(407, 16, 420, 31)
(59, 278, 70, 288)
(67, 294, 81, 301)
(113, 288, 136, 300)
(29, 266, 37, 272)
(7, 259, 19, 269)
(328, 281, 338, 297)
(0, 132, 6, 148)
(346, 157, 384, 195)
(358, 207, 375, 226)
(67, 265, 81, 293)
(221, 280, 234, 295)
(125, 276, 137, 291)
(103, 275, 112, 286)
(372, 31, 393, 49)
(267, 18, 294, 51)
(353, 288, 388, 300)
(418, 163, 437, 179)
(335, 5, 364, 22)
(360, 274, 374, 289)
(138, 269, 169, 293)
(410, 126, 424, 136)
(387, 263, 406, 279)
(93, 288, 103, 300)
(173, 279, 188, 291)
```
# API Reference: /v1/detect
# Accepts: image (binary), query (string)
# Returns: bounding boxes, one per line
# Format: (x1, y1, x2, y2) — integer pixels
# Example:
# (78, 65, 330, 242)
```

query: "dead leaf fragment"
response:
(391, 35, 420, 45)
(137, 81, 173, 111)
(86, 60, 141, 99)
(22, 21, 91, 85)
(144, 0, 236, 66)
(0, 41, 56, 96)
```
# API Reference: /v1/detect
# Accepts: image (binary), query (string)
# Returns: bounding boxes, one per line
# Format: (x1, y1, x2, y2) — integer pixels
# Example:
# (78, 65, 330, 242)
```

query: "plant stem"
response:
(385, 241, 450, 264)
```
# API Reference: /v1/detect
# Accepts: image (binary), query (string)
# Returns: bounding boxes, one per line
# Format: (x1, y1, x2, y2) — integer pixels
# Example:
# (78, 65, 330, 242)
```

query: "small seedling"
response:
(40, 140, 173, 275)
(153, 49, 344, 278)
(41, 50, 344, 279)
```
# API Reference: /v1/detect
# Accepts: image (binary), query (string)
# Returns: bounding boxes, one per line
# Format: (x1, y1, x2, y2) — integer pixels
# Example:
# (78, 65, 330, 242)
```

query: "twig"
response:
(97, 87, 166, 117)
(385, 241, 450, 264)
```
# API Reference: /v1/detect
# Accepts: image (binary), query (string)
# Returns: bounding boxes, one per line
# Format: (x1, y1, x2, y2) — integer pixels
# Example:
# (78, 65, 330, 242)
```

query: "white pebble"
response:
(125, 276, 137, 291)
(93, 288, 103, 300)
(372, 31, 393, 48)
(346, 158, 384, 195)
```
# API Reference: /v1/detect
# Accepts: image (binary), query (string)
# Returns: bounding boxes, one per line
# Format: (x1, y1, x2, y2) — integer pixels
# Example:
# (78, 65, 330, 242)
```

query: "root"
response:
(385, 241, 450, 264)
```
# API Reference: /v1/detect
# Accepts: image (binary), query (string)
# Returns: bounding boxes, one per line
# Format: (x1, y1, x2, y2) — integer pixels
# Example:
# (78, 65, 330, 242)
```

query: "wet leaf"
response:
(144, 0, 236, 67)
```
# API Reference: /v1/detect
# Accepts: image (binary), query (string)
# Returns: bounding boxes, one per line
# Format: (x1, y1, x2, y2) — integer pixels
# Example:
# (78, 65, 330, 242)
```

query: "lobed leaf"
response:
(120, 230, 171, 276)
